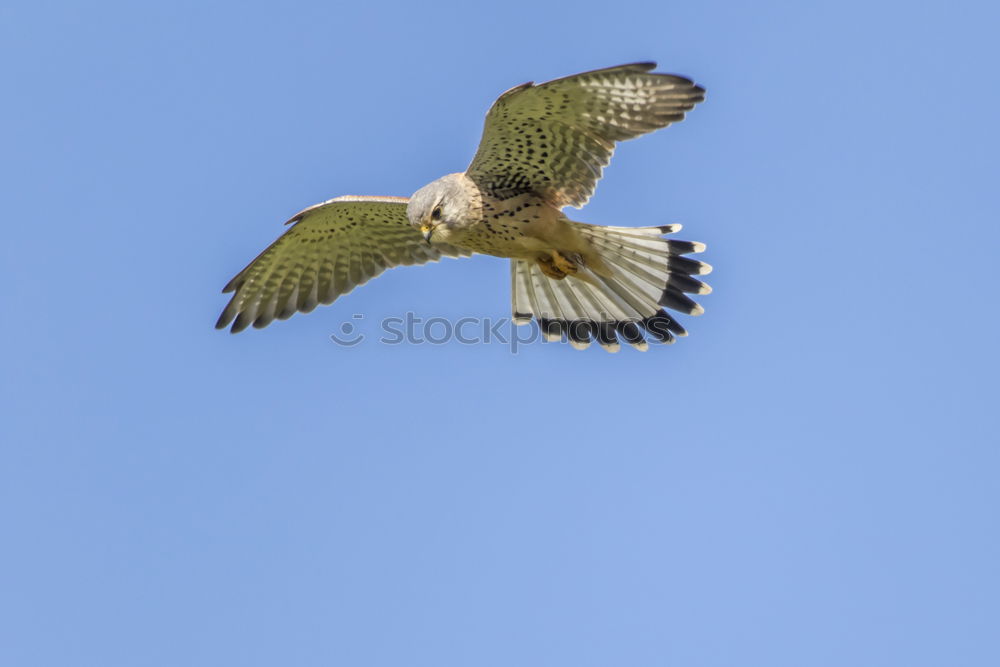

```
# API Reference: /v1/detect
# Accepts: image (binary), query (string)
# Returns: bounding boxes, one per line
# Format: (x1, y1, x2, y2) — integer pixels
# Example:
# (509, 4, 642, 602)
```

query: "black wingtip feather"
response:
(230, 312, 253, 334)
(538, 318, 564, 341)
(567, 320, 594, 346)
(640, 312, 678, 344)
(595, 323, 618, 349)
(615, 321, 644, 346)
(666, 273, 709, 294)
(658, 289, 702, 315)
(215, 301, 238, 330)
(665, 240, 704, 255)
(667, 255, 710, 276)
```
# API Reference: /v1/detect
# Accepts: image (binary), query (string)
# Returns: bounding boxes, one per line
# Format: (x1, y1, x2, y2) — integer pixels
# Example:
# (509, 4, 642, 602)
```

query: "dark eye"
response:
(431, 206, 442, 220)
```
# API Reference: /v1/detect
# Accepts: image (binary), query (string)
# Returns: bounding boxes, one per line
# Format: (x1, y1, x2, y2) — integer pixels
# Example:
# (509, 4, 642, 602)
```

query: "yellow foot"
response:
(551, 250, 579, 276)
(537, 255, 567, 280)
(537, 251, 578, 280)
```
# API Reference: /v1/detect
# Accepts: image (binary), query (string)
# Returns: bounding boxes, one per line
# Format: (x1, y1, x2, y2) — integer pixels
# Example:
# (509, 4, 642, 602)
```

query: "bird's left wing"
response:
(216, 196, 471, 333)
(466, 62, 705, 209)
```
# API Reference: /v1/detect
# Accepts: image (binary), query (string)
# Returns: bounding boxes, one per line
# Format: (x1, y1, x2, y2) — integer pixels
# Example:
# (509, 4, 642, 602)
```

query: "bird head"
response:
(407, 173, 478, 244)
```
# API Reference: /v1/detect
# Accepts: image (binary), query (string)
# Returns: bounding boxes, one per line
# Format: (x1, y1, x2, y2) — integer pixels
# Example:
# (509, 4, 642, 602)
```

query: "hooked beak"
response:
(420, 222, 435, 244)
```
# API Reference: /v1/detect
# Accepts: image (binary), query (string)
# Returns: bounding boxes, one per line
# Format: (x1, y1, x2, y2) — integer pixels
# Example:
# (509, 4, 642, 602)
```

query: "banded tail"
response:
(510, 223, 712, 352)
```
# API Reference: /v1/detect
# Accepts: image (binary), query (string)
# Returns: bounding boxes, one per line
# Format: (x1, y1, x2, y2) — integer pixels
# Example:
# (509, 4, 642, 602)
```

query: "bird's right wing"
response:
(216, 196, 472, 333)
(466, 62, 705, 209)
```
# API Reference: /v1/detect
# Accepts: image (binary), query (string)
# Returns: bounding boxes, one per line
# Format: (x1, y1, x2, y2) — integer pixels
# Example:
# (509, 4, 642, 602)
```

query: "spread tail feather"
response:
(510, 223, 711, 352)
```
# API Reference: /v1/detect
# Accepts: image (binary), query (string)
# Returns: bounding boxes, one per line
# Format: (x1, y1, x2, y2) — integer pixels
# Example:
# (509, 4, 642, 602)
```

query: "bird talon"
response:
(537, 256, 567, 279)
(551, 250, 579, 276)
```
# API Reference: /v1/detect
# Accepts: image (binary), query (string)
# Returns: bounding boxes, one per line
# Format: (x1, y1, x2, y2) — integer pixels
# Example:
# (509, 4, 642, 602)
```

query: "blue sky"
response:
(2, 1, 998, 665)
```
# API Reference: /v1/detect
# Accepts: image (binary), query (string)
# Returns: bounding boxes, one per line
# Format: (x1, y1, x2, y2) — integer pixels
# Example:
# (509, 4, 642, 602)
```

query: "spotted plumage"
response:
(216, 198, 470, 333)
(467, 63, 704, 208)
(217, 62, 712, 351)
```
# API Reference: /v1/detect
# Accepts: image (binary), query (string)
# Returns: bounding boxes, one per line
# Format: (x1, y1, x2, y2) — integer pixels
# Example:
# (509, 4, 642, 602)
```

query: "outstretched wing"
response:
(466, 62, 705, 209)
(216, 196, 471, 333)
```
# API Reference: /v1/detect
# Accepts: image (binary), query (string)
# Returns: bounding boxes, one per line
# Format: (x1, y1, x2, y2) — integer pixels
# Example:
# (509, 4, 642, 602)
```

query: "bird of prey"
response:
(216, 62, 711, 351)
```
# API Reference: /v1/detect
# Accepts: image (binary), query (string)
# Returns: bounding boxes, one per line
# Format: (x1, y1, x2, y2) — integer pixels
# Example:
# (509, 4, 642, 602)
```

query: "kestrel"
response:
(216, 62, 711, 351)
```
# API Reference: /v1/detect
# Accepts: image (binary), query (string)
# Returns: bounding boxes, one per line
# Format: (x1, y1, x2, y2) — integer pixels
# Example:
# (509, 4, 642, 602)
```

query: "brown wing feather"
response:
(466, 62, 705, 209)
(216, 196, 471, 333)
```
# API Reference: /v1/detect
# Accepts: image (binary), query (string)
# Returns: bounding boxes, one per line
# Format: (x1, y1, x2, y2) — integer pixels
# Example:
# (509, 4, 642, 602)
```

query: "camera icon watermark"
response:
(330, 314, 367, 347)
